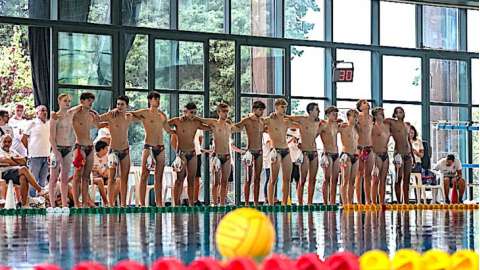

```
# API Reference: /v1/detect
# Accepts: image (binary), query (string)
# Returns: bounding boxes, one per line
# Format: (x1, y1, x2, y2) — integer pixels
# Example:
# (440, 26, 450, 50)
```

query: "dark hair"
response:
(409, 125, 418, 141)
(216, 102, 229, 112)
(325, 106, 338, 115)
(117, 95, 129, 105)
(356, 99, 369, 112)
(147, 91, 160, 100)
(306, 102, 318, 114)
(0, 110, 8, 118)
(184, 102, 197, 110)
(80, 92, 95, 101)
(392, 106, 405, 118)
(346, 109, 358, 118)
(446, 154, 455, 161)
(252, 101, 266, 110)
(146, 91, 160, 108)
(371, 107, 384, 122)
(95, 140, 108, 152)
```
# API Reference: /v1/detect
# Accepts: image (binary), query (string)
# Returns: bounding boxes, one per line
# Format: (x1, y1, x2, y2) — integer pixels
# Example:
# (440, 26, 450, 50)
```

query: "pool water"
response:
(0, 210, 478, 269)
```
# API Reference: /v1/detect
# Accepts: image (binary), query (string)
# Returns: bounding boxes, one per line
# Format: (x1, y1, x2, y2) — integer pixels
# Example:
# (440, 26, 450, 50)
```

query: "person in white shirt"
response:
(0, 110, 14, 137)
(0, 110, 13, 203)
(262, 133, 273, 202)
(8, 103, 29, 157)
(433, 154, 465, 203)
(91, 140, 111, 206)
(93, 127, 111, 145)
(287, 129, 302, 200)
(409, 125, 424, 202)
(0, 134, 47, 207)
(193, 130, 203, 204)
(21, 105, 51, 196)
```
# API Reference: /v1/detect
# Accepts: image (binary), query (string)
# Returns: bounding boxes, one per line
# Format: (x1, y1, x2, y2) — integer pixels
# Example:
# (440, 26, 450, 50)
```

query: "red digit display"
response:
(334, 68, 354, 82)
(345, 70, 353, 81)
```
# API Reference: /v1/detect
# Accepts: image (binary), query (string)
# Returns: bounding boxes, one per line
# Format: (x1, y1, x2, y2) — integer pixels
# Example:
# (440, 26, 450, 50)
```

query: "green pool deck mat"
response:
(0, 204, 339, 216)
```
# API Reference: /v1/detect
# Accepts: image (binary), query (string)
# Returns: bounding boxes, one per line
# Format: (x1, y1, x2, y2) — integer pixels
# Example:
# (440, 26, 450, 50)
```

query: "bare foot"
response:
(84, 200, 96, 208)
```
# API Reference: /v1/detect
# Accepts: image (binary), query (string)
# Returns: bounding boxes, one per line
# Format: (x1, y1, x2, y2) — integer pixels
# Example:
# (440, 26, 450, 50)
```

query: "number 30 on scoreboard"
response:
(333, 61, 354, 82)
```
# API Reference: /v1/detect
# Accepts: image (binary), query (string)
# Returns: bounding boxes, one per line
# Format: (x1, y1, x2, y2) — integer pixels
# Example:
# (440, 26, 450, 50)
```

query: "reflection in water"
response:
(0, 210, 477, 269)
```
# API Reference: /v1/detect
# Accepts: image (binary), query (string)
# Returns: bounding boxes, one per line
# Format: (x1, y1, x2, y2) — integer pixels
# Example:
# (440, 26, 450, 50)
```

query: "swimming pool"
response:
(0, 210, 477, 269)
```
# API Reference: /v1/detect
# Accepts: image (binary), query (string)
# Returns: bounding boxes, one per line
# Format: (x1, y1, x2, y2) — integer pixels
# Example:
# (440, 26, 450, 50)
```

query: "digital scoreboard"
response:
(333, 61, 354, 82)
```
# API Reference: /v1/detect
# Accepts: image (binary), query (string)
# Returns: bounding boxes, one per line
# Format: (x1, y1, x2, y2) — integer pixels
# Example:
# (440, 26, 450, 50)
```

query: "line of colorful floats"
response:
(1, 249, 477, 270)
(342, 203, 479, 211)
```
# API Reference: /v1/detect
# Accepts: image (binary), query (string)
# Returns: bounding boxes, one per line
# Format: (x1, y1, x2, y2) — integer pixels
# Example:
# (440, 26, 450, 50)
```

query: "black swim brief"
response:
(57, 145, 73, 158)
(376, 152, 389, 162)
(215, 154, 231, 165)
(341, 152, 358, 164)
(75, 144, 93, 157)
(302, 150, 318, 162)
(144, 144, 165, 159)
(275, 148, 290, 159)
(324, 152, 339, 163)
(178, 150, 196, 162)
(109, 148, 130, 161)
(249, 149, 263, 160)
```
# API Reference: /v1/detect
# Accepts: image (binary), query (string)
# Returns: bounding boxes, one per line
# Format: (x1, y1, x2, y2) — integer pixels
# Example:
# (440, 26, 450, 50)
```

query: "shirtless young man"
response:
(385, 106, 412, 203)
(128, 91, 174, 207)
(339, 109, 359, 205)
(168, 103, 210, 206)
(264, 98, 297, 205)
(318, 106, 340, 205)
(70, 92, 100, 208)
(49, 94, 76, 208)
(97, 96, 134, 207)
(284, 103, 321, 205)
(371, 107, 390, 204)
(196, 103, 240, 205)
(233, 101, 266, 206)
(355, 99, 375, 205)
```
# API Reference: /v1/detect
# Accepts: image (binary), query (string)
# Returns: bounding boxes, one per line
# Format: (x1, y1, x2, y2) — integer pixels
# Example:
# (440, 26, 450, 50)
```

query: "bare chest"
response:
(358, 118, 372, 133)
(110, 117, 130, 130)
(341, 127, 356, 139)
(177, 122, 197, 138)
(57, 116, 73, 130)
(322, 125, 338, 139)
(73, 112, 92, 128)
(391, 123, 407, 138)
(301, 121, 319, 135)
(143, 114, 163, 129)
(373, 125, 390, 139)
(245, 120, 263, 134)
(213, 123, 231, 136)
(268, 118, 287, 132)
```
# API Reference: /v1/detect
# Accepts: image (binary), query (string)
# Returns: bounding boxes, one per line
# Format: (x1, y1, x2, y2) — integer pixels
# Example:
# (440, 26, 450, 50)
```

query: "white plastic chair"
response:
(127, 166, 142, 206)
(410, 174, 427, 204)
(163, 166, 175, 203)
(89, 184, 98, 204)
(0, 178, 6, 205)
(130, 166, 176, 206)
(410, 171, 445, 204)
(143, 171, 156, 206)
